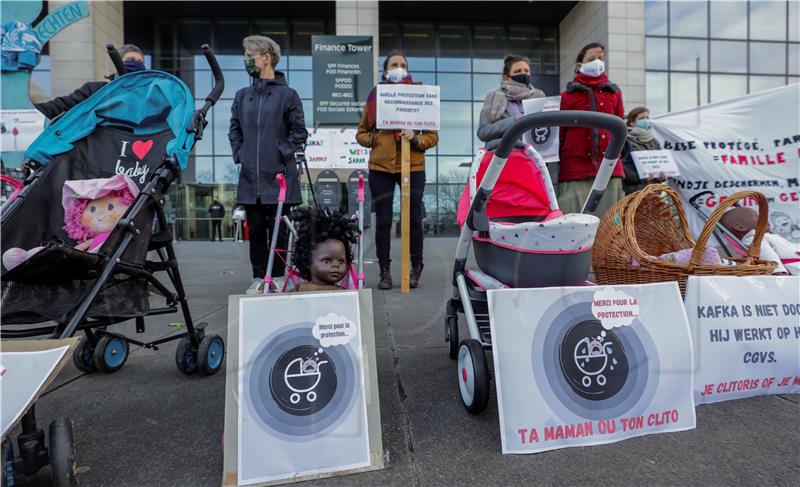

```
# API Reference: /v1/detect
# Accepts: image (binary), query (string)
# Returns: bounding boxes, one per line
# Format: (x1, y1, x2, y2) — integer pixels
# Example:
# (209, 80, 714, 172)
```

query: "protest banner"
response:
(1, 338, 78, 437)
(223, 291, 383, 486)
(312, 36, 373, 125)
(630, 149, 680, 179)
(376, 83, 440, 293)
(0, 109, 45, 152)
(684, 275, 800, 405)
(653, 84, 800, 243)
(522, 96, 561, 163)
(488, 282, 695, 454)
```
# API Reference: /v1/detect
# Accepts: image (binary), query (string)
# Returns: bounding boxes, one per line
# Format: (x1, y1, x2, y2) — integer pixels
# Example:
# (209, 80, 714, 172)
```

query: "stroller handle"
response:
(276, 173, 287, 202)
(106, 44, 127, 76)
(198, 44, 225, 117)
(493, 111, 627, 160)
(358, 174, 365, 203)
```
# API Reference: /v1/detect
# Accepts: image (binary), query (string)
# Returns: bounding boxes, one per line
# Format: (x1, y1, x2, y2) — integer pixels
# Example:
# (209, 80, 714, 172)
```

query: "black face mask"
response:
(510, 73, 531, 86)
(123, 59, 145, 72)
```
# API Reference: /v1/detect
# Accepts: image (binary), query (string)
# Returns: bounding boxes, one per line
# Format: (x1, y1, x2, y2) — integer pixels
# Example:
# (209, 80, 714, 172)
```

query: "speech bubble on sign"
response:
(313, 312, 357, 347)
(591, 288, 640, 329)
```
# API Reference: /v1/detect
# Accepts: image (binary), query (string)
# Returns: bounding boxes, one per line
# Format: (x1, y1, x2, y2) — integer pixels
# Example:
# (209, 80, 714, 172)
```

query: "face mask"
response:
(635, 118, 652, 130)
(123, 59, 145, 73)
(244, 57, 261, 78)
(385, 67, 407, 83)
(510, 73, 531, 86)
(579, 59, 605, 77)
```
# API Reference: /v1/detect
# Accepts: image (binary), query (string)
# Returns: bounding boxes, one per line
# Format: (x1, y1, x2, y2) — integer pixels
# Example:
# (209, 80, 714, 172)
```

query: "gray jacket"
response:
(477, 87, 546, 143)
(229, 72, 308, 205)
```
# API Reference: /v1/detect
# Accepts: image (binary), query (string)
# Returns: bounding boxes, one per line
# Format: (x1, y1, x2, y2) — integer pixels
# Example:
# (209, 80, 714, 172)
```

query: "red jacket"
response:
(558, 73, 625, 181)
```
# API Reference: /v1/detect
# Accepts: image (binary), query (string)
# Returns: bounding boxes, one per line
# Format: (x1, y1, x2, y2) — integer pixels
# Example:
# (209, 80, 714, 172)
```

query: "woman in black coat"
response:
(229, 35, 308, 293)
(621, 106, 663, 195)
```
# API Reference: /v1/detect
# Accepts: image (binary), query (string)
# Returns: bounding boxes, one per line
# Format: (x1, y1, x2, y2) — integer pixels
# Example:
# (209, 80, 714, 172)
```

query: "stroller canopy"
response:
(25, 71, 196, 170)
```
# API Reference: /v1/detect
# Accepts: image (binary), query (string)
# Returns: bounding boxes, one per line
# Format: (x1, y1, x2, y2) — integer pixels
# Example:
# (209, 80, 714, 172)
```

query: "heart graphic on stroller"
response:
(132, 139, 154, 159)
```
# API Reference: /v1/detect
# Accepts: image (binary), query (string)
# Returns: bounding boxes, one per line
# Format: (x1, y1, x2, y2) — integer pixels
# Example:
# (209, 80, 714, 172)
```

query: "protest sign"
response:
(653, 84, 800, 243)
(0, 109, 45, 152)
(376, 84, 440, 131)
(684, 275, 800, 405)
(522, 96, 561, 163)
(305, 129, 368, 170)
(223, 291, 383, 486)
(631, 149, 680, 179)
(488, 282, 695, 454)
(312, 36, 373, 125)
(1, 338, 78, 437)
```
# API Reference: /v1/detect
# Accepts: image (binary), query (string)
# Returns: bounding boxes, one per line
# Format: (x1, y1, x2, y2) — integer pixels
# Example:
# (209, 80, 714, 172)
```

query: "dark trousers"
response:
(369, 170, 425, 267)
(211, 219, 222, 241)
(244, 202, 291, 278)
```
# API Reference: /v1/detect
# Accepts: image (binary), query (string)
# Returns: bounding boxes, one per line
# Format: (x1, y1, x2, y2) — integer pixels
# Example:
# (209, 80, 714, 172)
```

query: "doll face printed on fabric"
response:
(80, 194, 129, 235)
(309, 239, 347, 286)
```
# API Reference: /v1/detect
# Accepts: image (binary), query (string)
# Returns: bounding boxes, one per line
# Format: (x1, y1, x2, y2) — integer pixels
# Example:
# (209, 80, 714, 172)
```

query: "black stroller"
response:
(1, 45, 224, 485)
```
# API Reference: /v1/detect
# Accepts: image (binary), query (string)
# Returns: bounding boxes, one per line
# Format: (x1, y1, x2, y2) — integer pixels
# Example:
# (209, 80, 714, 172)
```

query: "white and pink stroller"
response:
(446, 111, 628, 413)
(262, 173, 366, 293)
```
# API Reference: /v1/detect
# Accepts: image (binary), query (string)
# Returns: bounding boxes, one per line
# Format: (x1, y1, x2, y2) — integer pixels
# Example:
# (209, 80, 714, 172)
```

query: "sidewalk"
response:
(21, 238, 799, 486)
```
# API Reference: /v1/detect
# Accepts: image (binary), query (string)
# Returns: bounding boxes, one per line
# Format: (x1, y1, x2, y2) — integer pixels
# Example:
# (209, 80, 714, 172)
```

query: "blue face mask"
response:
(635, 118, 652, 130)
(123, 59, 146, 72)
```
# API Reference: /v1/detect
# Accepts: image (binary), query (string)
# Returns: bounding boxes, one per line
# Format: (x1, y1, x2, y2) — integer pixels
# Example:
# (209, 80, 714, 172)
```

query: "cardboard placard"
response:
(376, 84, 440, 131)
(223, 290, 383, 486)
(630, 149, 680, 179)
(684, 275, 800, 404)
(488, 283, 696, 454)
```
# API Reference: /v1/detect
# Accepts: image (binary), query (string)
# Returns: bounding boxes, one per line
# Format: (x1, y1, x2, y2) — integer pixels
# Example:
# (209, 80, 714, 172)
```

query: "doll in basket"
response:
(286, 207, 359, 292)
(2, 174, 139, 271)
(720, 207, 800, 276)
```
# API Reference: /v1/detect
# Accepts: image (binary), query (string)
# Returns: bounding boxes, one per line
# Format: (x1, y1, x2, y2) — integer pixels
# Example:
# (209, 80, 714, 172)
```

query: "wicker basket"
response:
(592, 184, 777, 294)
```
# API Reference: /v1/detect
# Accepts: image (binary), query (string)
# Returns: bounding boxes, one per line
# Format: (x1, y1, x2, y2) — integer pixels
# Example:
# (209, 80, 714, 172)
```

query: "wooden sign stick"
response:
(400, 138, 411, 294)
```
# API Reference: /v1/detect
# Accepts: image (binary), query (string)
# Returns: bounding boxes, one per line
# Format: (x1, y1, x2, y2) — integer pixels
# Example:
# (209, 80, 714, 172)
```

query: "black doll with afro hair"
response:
(290, 207, 359, 283)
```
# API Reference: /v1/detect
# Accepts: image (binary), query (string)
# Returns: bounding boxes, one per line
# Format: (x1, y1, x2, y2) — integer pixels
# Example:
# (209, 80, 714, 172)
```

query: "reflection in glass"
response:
(670, 38, 707, 71)
(473, 73, 501, 101)
(438, 58, 471, 72)
(438, 156, 471, 185)
(214, 157, 239, 184)
(710, 41, 747, 73)
(195, 156, 213, 184)
(473, 102, 483, 153)
(402, 24, 435, 59)
(710, 74, 747, 103)
(789, 44, 799, 75)
(709, 1, 747, 39)
(645, 0, 668, 36)
(222, 69, 250, 100)
(411, 71, 436, 86)
(407, 56, 436, 72)
(791, 2, 800, 41)
(438, 25, 471, 71)
(474, 25, 507, 62)
(194, 100, 213, 155)
(646, 37, 668, 70)
(438, 102, 472, 155)
(670, 73, 708, 111)
(749, 75, 787, 94)
(438, 73, 471, 100)
(288, 70, 312, 99)
(750, 1, 787, 41)
(290, 56, 311, 70)
(749, 42, 786, 74)
(645, 72, 668, 116)
(213, 100, 233, 156)
(473, 58, 503, 74)
(669, 1, 707, 37)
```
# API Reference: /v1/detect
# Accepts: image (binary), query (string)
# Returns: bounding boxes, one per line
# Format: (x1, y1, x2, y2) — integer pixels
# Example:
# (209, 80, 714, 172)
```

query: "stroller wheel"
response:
(93, 336, 129, 373)
(197, 334, 225, 376)
(72, 336, 97, 373)
(445, 316, 459, 360)
(48, 417, 77, 487)
(457, 339, 490, 414)
(175, 335, 198, 375)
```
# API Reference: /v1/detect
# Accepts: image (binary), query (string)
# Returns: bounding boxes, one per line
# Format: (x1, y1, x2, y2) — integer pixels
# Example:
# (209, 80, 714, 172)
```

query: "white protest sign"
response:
(0, 109, 45, 152)
(522, 96, 561, 163)
(653, 84, 800, 243)
(226, 291, 382, 486)
(488, 282, 695, 454)
(305, 129, 369, 169)
(631, 149, 680, 179)
(305, 129, 336, 169)
(684, 275, 800, 405)
(376, 84, 440, 131)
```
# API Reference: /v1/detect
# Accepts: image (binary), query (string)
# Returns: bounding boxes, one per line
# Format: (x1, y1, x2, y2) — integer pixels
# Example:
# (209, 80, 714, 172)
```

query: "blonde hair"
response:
(243, 35, 280, 67)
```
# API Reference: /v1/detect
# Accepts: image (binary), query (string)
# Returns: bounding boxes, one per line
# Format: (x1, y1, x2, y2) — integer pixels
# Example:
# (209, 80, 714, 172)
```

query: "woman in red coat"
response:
(558, 42, 626, 216)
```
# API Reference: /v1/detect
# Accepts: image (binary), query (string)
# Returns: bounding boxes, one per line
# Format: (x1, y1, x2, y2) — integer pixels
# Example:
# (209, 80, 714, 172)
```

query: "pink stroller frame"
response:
(263, 173, 366, 293)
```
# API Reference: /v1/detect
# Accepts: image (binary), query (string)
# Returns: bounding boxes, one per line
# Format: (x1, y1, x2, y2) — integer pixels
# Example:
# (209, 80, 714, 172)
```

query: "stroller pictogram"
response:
(574, 332, 614, 388)
(284, 357, 328, 404)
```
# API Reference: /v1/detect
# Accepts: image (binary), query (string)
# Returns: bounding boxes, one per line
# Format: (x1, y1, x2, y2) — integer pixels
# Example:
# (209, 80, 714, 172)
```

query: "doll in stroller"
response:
(1, 44, 224, 486)
(445, 111, 627, 413)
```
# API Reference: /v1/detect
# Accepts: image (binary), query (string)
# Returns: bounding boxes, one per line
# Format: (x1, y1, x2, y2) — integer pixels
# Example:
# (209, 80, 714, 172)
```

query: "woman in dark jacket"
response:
(356, 51, 438, 290)
(558, 42, 625, 216)
(621, 106, 663, 195)
(229, 35, 308, 294)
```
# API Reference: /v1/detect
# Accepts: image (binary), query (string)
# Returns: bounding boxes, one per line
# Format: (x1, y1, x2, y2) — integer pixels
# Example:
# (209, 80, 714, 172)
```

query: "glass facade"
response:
(645, 0, 800, 115)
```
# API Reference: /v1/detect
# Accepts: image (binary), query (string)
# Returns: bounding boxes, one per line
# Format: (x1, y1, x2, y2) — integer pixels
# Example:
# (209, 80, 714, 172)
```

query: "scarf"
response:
(484, 79, 545, 123)
(627, 126, 655, 144)
(364, 75, 415, 129)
